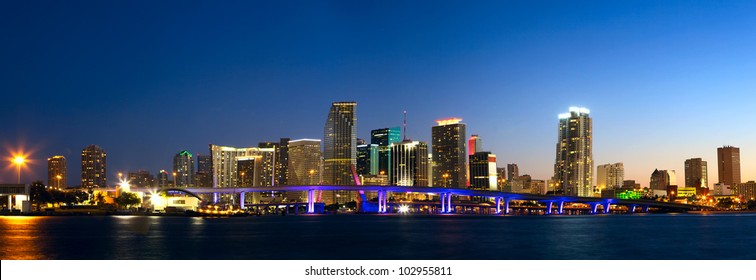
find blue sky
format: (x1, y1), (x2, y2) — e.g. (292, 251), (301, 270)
(1, 0), (754, 186)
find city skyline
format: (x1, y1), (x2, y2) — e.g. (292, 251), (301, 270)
(2, 1), (755, 186)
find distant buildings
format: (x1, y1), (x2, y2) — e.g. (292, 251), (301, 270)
(157, 170), (169, 188)
(128, 170), (155, 188)
(390, 140), (428, 187)
(432, 118), (467, 188)
(717, 146), (741, 186)
(236, 148), (276, 187)
(469, 151), (497, 191)
(287, 139), (322, 186)
(210, 145), (272, 189)
(468, 134), (482, 155)
(597, 163), (624, 191)
(684, 158), (708, 195)
(356, 143), (378, 175)
(732, 181), (756, 200)
(81, 145), (107, 188)
(173, 150), (195, 187)
(553, 107), (593, 197)
(507, 164), (518, 181)
(258, 138), (290, 186)
(650, 169), (676, 197)
(323, 102), (357, 204)
(47, 155), (66, 189)
(371, 127), (401, 176)
(195, 154), (213, 188)
(712, 183), (732, 196)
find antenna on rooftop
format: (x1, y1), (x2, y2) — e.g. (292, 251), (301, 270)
(403, 110), (407, 141)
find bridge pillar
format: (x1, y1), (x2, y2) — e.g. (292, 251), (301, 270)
(643, 205), (650, 213)
(505, 198), (511, 215)
(630, 205), (637, 213)
(590, 203), (599, 214)
(558, 201), (565, 214)
(546, 201), (553, 215)
(440, 193), (446, 213)
(213, 193), (218, 204)
(604, 201), (611, 214)
(495, 197), (502, 214)
(307, 190), (315, 214)
(446, 193), (453, 213)
(240, 192), (245, 210)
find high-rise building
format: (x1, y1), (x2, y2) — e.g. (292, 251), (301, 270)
(128, 170), (155, 188)
(371, 127), (401, 176)
(432, 118), (467, 188)
(47, 156), (66, 189)
(684, 158), (708, 189)
(553, 107), (593, 197)
(732, 181), (756, 201)
(287, 139), (322, 185)
(469, 152), (497, 191)
(157, 170), (169, 188)
(81, 145), (107, 188)
(195, 154), (213, 188)
(717, 146), (741, 186)
(356, 144), (379, 175)
(210, 145), (276, 189)
(390, 140), (428, 187)
(507, 164), (519, 181)
(258, 138), (290, 186)
(650, 169), (676, 191)
(597, 163), (624, 191)
(236, 148), (276, 187)
(468, 135), (482, 156)
(173, 150), (195, 187)
(323, 102), (357, 204)
(496, 167), (507, 190)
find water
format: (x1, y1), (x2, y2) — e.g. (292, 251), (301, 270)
(1, 214), (754, 260)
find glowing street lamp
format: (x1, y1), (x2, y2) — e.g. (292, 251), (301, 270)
(12, 156), (26, 184)
(56, 175), (62, 189)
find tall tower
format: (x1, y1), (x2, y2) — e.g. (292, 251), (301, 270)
(468, 135), (482, 156)
(507, 163), (519, 181)
(47, 156), (66, 189)
(553, 107), (593, 197)
(195, 154), (213, 188)
(390, 140), (429, 187)
(469, 152), (497, 191)
(287, 139), (322, 202)
(684, 158), (708, 188)
(432, 118), (466, 188)
(371, 127), (401, 176)
(81, 145), (107, 188)
(717, 146), (741, 186)
(173, 150), (195, 187)
(323, 102), (357, 204)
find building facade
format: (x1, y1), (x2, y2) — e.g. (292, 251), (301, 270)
(650, 169), (676, 192)
(47, 155), (66, 189)
(732, 181), (756, 201)
(371, 127), (401, 176)
(128, 170), (155, 188)
(717, 146), (741, 186)
(469, 151), (497, 191)
(684, 158), (708, 189)
(597, 163), (624, 191)
(195, 154), (213, 188)
(323, 102), (357, 204)
(432, 118), (467, 188)
(356, 144), (379, 176)
(258, 138), (290, 186)
(81, 145), (107, 188)
(507, 163), (519, 181)
(553, 107), (593, 197)
(173, 150), (195, 187)
(390, 140), (429, 187)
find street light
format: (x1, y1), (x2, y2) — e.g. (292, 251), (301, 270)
(173, 172), (177, 188)
(56, 175), (62, 189)
(442, 173), (450, 188)
(12, 156), (25, 184)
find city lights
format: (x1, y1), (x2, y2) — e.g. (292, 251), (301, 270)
(398, 204), (410, 214)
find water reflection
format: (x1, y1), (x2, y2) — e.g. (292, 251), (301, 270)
(0, 216), (44, 260)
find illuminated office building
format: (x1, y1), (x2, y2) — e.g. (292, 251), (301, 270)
(717, 146), (741, 186)
(553, 107), (593, 197)
(173, 150), (195, 187)
(47, 156), (66, 189)
(390, 140), (428, 187)
(432, 118), (466, 188)
(81, 145), (107, 188)
(323, 102), (357, 204)
(371, 127), (401, 176)
(597, 163), (624, 191)
(469, 152), (497, 191)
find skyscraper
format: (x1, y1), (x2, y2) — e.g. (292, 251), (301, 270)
(390, 140), (428, 187)
(596, 163), (624, 191)
(371, 127), (401, 176)
(128, 170), (155, 188)
(157, 170), (169, 188)
(469, 151), (497, 191)
(81, 145), (106, 188)
(507, 163), (519, 181)
(47, 156), (66, 189)
(468, 134), (482, 155)
(195, 154), (213, 188)
(432, 118), (466, 188)
(553, 107), (593, 197)
(356, 144), (378, 175)
(287, 139), (323, 202)
(684, 158), (708, 189)
(717, 146), (741, 186)
(258, 138), (290, 186)
(210, 145), (275, 189)
(173, 150), (195, 187)
(650, 169), (676, 191)
(323, 102), (357, 204)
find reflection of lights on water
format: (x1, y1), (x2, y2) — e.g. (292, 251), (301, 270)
(398, 204), (410, 214)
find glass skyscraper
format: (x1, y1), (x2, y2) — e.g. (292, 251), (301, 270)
(553, 107), (593, 197)
(432, 118), (467, 188)
(323, 102), (357, 204)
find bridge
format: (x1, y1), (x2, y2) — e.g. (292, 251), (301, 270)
(130, 185), (711, 215)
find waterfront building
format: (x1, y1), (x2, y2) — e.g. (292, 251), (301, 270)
(507, 163), (518, 181)
(81, 145), (107, 188)
(390, 140), (428, 187)
(432, 118), (467, 188)
(173, 150), (195, 187)
(286, 139), (322, 202)
(47, 156), (66, 189)
(553, 107), (593, 197)
(210, 145), (274, 189)
(128, 170), (155, 188)
(717, 146), (741, 186)
(469, 151), (497, 191)
(323, 102), (357, 204)
(732, 181), (756, 201)
(597, 163), (624, 191)
(258, 138), (290, 186)
(712, 183), (732, 196)
(195, 154), (213, 188)
(356, 144), (379, 175)
(371, 127), (401, 176)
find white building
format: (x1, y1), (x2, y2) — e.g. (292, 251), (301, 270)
(597, 163), (624, 191)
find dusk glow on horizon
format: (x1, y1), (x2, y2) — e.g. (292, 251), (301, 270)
(1, 0), (754, 186)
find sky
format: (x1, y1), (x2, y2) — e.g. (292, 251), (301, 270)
(1, 0), (754, 187)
